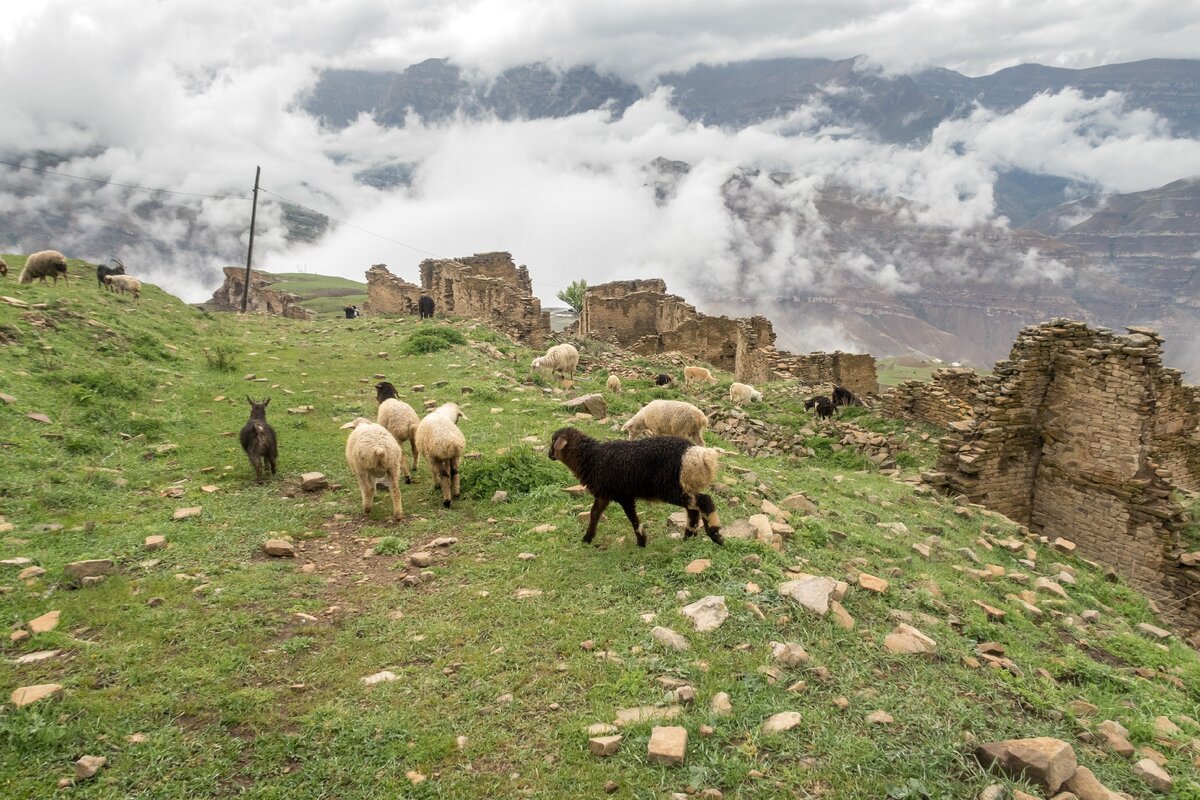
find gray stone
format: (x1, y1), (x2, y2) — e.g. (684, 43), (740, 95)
(588, 735), (622, 757)
(64, 559), (117, 584)
(300, 472), (328, 491)
(647, 726), (687, 765)
(975, 737), (1077, 793)
(680, 595), (729, 632)
(564, 393), (607, 419)
(651, 626), (690, 652)
(761, 711), (802, 734)
(262, 539), (296, 557)
(779, 576), (837, 617)
(1131, 758), (1172, 791)
(74, 755), (107, 780)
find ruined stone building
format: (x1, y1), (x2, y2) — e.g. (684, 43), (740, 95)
(363, 264), (423, 315)
(929, 320), (1200, 628)
(571, 279), (877, 394)
(365, 252), (551, 347)
(204, 267), (315, 320)
(880, 368), (980, 429)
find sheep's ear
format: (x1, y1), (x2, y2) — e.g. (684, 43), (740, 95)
(552, 435), (568, 453)
(339, 419), (360, 430)
(457, 410), (470, 422)
(246, 395), (254, 405)
(263, 398), (270, 407)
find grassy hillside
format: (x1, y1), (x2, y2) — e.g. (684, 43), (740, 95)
(260, 271), (368, 316)
(1, 259), (1198, 799)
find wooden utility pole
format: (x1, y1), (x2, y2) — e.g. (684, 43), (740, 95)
(241, 165), (261, 312)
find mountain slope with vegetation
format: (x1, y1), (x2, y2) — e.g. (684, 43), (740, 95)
(1, 258), (1198, 799)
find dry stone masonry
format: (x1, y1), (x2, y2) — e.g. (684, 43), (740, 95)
(205, 267), (315, 319)
(880, 368), (980, 429)
(363, 264), (423, 315)
(571, 278), (877, 392)
(929, 319), (1200, 628)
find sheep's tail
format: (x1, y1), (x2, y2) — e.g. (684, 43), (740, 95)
(368, 446), (389, 472)
(680, 446), (720, 494)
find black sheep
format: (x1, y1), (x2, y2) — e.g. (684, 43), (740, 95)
(832, 385), (860, 407)
(548, 426), (723, 548)
(654, 373), (674, 386)
(805, 395), (835, 419)
(418, 295), (435, 319)
(239, 396), (278, 482)
(97, 258), (125, 290)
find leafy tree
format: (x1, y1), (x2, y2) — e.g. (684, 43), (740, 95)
(556, 279), (587, 313)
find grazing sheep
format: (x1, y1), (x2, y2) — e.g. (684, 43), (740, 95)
(531, 343), (580, 384)
(104, 274), (141, 299)
(548, 426), (723, 547)
(414, 402), (468, 508)
(375, 381), (419, 483)
(340, 417), (404, 521)
(97, 258), (124, 289)
(0, 257), (7, 277)
(239, 397), (278, 482)
(606, 374), (621, 393)
(729, 382), (763, 406)
(832, 385), (860, 407)
(418, 295), (435, 319)
(18, 250), (69, 285)
(805, 395), (835, 419)
(654, 373), (674, 387)
(622, 399), (707, 446)
(684, 366), (717, 387)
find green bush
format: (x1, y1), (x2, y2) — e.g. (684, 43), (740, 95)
(462, 445), (563, 500)
(400, 326), (467, 355)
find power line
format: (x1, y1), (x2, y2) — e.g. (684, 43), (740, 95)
(0, 157), (247, 200)
(259, 186), (443, 259)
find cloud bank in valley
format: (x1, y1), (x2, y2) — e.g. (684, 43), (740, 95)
(1, 0), (1199, 314)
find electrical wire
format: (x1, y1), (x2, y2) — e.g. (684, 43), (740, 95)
(0, 157), (247, 200)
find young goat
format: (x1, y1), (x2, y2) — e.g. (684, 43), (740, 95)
(548, 426), (723, 548)
(805, 395), (835, 420)
(239, 396), (278, 482)
(97, 258), (125, 289)
(832, 385), (860, 407)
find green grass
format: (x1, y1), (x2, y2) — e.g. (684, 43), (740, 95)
(1, 258), (1198, 799)
(258, 271), (368, 316)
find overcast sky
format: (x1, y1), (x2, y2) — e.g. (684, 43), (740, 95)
(1, 0), (1199, 315)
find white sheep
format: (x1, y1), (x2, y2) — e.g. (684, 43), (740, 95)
(340, 417), (404, 521)
(104, 274), (141, 299)
(684, 366), (717, 387)
(414, 402), (469, 508)
(374, 381), (419, 483)
(606, 374), (621, 393)
(18, 250), (69, 285)
(0, 256), (8, 277)
(622, 399), (708, 446)
(532, 343), (580, 384)
(729, 382), (763, 406)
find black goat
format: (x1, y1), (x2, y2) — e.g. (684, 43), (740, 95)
(548, 426), (722, 548)
(97, 258), (125, 290)
(832, 385), (860, 407)
(239, 396), (278, 482)
(805, 395), (835, 419)
(418, 295), (435, 319)
(654, 373), (674, 387)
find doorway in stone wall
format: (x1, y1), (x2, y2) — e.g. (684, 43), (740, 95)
(443, 279), (454, 313)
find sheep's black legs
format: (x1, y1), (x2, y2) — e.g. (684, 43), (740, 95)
(583, 497), (611, 544)
(617, 500), (646, 547)
(684, 507), (701, 538)
(696, 494), (723, 545)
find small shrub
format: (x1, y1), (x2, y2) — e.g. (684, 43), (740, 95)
(374, 536), (406, 556)
(204, 342), (240, 372)
(462, 446), (562, 500)
(400, 327), (467, 355)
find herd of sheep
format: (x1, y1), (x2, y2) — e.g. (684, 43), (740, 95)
(232, 338), (861, 547)
(4, 254), (854, 547)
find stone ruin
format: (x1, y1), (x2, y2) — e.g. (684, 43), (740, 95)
(366, 252), (551, 347)
(204, 267), (315, 320)
(570, 279), (877, 394)
(880, 368), (981, 429)
(927, 320), (1200, 629)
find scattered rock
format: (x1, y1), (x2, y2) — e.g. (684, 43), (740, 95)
(647, 726), (687, 766)
(680, 595), (729, 632)
(857, 573), (889, 593)
(492, 491), (509, 503)
(883, 624), (937, 655)
(614, 705), (682, 727)
(28, 610), (60, 634)
(14, 650), (61, 665)
(589, 735), (623, 757)
(63, 559), (116, 585)
(975, 737), (1077, 793)
(684, 559), (710, 575)
(651, 626), (690, 652)
(711, 692), (733, 717)
(360, 670), (399, 685)
(564, 393), (607, 419)
(532, 524), (557, 533)
(761, 711), (802, 735)
(144, 535), (167, 550)
(779, 576), (837, 617)
(405, 770), (426, 785)
(865, 710), (894, 725)
(409, 551), (434, 567)
(172, 506), (202, 521)
(974, 600), (1007, 621)
(430, 537), (458, 547)
(1136, 622), (1171, 640)
(829, 600), (856, 629)
(1034, 577), (1069, 599)
(514, 588), (543, 599)
(1063, 766), (1122, 799)
(1131, 758), (1172, 792)
(263, 539), (296, 557)
(75, 755), (107, 780)
(300, 472), (328, 491)
(1053, 537), (1076, 554)
(10, 683), (63, 707)
(771, 641), (810, 668)
(1154, 716), (1183, 738)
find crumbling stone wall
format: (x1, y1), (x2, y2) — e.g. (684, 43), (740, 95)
(1152, 361), (1200, 493)
(880, 368), (980, 428)
(396, 252), (551, 347)
(576, 279), (698, 346)
(768, 351), (878, 398)
(363, 264), (423, 315)
(930, 319), (1199, 627)
(205, 267), (314, 320)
